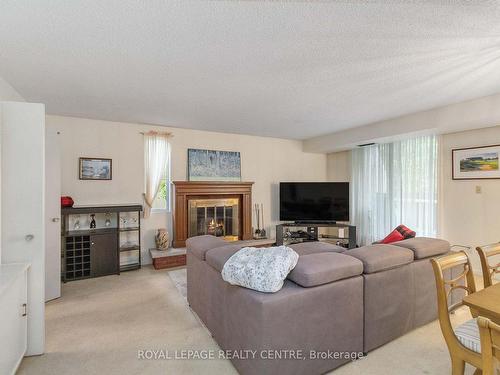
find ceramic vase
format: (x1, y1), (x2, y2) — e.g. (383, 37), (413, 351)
(155, 229), (169, 250)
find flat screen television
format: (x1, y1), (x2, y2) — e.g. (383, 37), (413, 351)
(279, 182), (349, 222)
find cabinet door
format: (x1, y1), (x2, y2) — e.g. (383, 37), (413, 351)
(91, 233), (118, 277)
(45, 128), (61, 301)
(0, 271), (27, 375)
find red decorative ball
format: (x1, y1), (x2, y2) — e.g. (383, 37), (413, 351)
(61, 196), (74, 207)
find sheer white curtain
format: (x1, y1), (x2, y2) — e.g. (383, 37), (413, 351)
(351, 135), (438, 245)
(143, 132), (171, 218)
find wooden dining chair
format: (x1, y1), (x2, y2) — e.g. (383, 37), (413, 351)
(431, 251), (482, 375)
(478, 316), (500, 375)
(476, 243), (500, 288)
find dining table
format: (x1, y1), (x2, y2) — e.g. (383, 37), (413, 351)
(463, 283), (500, 324)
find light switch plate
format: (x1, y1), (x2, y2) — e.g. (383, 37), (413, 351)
(476, 186), (482, 194)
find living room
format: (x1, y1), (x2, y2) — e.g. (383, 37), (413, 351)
(0, 2), (499, 375)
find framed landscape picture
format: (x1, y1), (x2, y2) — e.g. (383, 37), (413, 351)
(79, 157), (112, 180)
(188, 148), (241, 181)
(452, 145), (500, 180)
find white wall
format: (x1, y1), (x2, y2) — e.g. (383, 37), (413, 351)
(305, 92), (500, 153)
(440, 125), (500, 277)
(46, 115), (327, 263)
(327, 151), (351, 182)
(0, 77), (24, 102)
(0, 75), (24, 260)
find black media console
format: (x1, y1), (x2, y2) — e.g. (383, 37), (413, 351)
(276, 222), (356, 249)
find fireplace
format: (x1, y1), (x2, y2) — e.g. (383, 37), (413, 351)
(173, 181), (253, 248)
(188, 197), (240, 241)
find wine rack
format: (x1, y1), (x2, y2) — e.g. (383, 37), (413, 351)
(64, 235), (91, 280)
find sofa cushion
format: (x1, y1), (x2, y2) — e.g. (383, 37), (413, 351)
(391, 237), (450, 259)
(288, 241), (345, 256)
(206, 244), (245, 272)
(288, 252), (363, 287)
(345, 245), (414, 274)
(186, 235), (228, 260)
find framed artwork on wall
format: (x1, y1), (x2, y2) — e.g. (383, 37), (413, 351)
(187, 148), (241, 181)
(452, 144), (500, 180)
(79, 157), (112, 180)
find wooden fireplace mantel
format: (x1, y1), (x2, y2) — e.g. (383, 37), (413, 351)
(172, 181), (254, 248)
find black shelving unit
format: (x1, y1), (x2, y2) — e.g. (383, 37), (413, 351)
(61, 204), (143, 282)
(276, 222), (357, 249)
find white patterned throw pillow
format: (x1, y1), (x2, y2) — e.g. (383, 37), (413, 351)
(221, 246), (299, 293)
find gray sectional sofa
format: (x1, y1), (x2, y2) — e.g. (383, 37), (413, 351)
(186, 235), (451, 375)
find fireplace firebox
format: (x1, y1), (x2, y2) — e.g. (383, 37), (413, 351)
(188, 198), (240, 241)
(172, 181), (254, 248)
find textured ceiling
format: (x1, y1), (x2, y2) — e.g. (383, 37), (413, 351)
(1, 1), (500, 139)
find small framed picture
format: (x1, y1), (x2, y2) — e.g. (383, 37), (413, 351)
(452, 145), (500, 180)
(79, 157), (112, 180)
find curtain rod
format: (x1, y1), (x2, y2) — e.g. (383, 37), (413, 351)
(140, 131), (173, 137)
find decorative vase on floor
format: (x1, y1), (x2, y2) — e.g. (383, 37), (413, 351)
(155, 229), (169, 250)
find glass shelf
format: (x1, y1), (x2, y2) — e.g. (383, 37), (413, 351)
(119, 211), (140, 230)
(119, 227), (140, 232)
(120, 249), (140, 267)
(65, 212), (118, 232)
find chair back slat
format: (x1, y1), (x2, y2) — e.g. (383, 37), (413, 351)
(477, 243), (500, 288)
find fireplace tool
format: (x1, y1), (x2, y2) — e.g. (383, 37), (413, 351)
(254, 203), (261, 237)
(259, 203), (266, 238)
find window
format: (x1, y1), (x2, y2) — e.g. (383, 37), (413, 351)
(152, 152), (171, 211)
(144, 131), (171, 217)
(152, 178), (169, 210)
(350, 135), (438, 245)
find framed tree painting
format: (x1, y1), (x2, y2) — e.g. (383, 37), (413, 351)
(452, 145), (500, 180)
(188, 149), (241, 181)
(79, 157), (112, 180)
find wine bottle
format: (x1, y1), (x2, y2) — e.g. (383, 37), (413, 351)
(90, 214), (96, 229)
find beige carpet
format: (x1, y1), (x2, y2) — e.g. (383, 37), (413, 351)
(19, 266), (477, 375)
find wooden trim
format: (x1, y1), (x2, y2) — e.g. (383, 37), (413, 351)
(172, 181), (254, 248)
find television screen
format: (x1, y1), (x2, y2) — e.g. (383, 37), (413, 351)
(279, 182), (349, 222)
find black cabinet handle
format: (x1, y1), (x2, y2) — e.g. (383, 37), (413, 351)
(22, 303), (27, 317)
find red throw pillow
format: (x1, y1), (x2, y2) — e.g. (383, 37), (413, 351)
(381, 229), (405, 244)
(395, 225), (416, 239)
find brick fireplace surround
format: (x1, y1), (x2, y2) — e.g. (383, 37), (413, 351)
(172, 181), (254, 248)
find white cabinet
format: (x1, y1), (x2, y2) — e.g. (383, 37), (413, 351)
(0, 263), (29, 375)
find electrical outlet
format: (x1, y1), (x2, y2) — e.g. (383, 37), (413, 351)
(475, 186), (482, 194)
